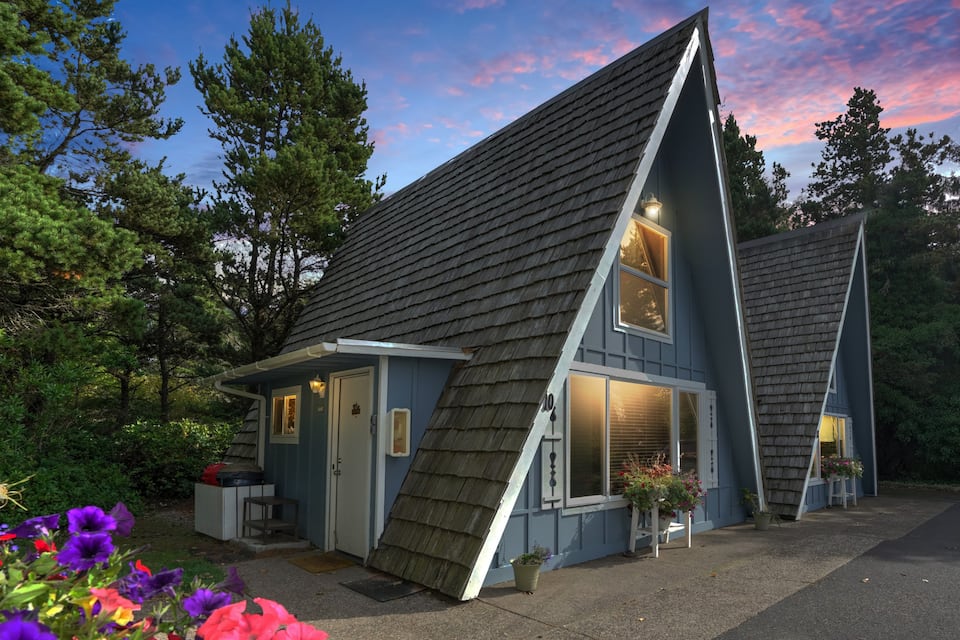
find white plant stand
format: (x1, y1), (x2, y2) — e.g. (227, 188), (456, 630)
(828, 476), (857, 509)
(628, 504), (692, 558)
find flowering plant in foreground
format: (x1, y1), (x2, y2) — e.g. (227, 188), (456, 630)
(620, 453), (706, 517)
(820, 455), (864, 479)
(0, 490), (328, 639)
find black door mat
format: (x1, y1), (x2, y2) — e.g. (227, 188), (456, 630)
(341, 572), (425, 602)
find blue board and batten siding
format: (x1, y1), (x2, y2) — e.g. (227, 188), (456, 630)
(484, 59), (757, 586)
(258, 357), (454, 553)
(383, 358), (456, 522)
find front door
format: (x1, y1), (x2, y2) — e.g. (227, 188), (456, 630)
(329, 368), (373, 558)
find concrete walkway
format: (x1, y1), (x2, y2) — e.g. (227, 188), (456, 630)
(235, 486), (957, 639)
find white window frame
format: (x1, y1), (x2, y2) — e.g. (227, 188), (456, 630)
(616, 215), (673, 342)
(269, 385), (301, 444)
(562, 366), (709, 510)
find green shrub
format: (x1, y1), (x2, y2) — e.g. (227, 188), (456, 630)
(1, 428), (143, 525)
(115, 419), (238, 500)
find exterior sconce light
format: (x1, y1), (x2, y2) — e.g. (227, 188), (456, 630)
(642, 193), (663, 221)
(309, 375), (326, 398)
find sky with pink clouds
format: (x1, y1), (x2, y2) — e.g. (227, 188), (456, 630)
(117, 0), (960, 199)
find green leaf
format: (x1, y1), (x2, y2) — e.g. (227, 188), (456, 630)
(1, 582), (50, 608)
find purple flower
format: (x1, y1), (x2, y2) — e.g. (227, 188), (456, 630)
(143, 568), (184, 599)
(183, 588), (231, 621)
(66, 506), (116, 535)
(10, 515), (59, 539)
(57, 532), (113, 571)
(116, 563), (151, 604)
(0, 617), (56, 640)
(108, 502), (135, 537)
(215, 566), (246, 596)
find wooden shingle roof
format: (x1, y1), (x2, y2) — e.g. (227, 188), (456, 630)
(738, 215), (865, 517)
(283, 11), (708, 599)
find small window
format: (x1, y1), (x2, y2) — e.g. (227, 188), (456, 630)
(811, 415), (846, 479)
(270, 386), (301, 443)
(618, 217), (670, 335)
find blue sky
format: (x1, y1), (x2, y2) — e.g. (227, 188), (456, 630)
(117, 0), (960, 199)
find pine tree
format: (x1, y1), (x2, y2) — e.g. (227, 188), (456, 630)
(793, 87), (891, 225)
(191, 5), (382, 362)
(721, 113), (790, 241)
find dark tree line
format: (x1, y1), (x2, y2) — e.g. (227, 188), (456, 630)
(0, 0), (380, 514)
(725, 88), (960, 481)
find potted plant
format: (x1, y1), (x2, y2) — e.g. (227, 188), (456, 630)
(511, 544), (551, 593)
(740, 488), (778, 530)
(620, 454), (706, 539)
(820, 455), (863, 479)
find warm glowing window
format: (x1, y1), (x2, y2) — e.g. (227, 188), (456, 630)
(270, 386), (301, 443)
(567, 374), (706, 505)
(811, 415), (846, 478)
(618, 217), (670, 335)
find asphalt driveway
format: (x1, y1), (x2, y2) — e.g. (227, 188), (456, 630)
(236, 485), (958, 639)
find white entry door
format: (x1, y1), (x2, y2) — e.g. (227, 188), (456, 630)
(329, 368), (372, 558)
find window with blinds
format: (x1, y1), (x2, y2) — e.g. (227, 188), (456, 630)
(566, 372), (713, 506)
(609, 380), (671, 485)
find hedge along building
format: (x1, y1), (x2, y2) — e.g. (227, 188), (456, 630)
(207, 10), (766, 600)
(739, 215), (877, 519)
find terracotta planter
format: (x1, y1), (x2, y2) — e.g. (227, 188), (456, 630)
(512, 562), (541, 592)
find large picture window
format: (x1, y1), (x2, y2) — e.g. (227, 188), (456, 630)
(566, 373), (704, 506)
(618, 217), (670, 335)
(270, 386), (301, 444)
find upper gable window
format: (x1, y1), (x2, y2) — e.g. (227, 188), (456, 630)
(270, 386), (301, 444)
(618, 217), (670, 335)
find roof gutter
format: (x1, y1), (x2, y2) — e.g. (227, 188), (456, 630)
(214, 380), (267, 469)
(202, 339), (472, 385)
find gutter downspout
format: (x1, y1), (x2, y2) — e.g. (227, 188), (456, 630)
(214, 381), (267, 469)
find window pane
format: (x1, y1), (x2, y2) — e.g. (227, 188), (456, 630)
(609, 381), (671, 494)
(272, 397), (284, 435)
(619, 271), (667, 332)
(569, 375), (606, 498)
(620, 219), (667, 280)
(284, 396), (297, 434)
(679, 391), (698, 475)
(819, 415), (845, 458)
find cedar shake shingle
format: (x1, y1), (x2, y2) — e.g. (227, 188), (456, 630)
(278, 11), (709, 599)
(739, 215), (864, 518)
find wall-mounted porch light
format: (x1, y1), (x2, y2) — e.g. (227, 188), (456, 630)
(641, 193), (663, 221)
(309, 375), (326, 398)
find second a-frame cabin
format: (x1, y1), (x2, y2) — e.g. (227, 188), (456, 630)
(208, 10), (765, 600)
(739, 215), (877, 519)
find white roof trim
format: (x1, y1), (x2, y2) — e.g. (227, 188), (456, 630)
(204, 338), (471, 384)
(460, 24), (703, 602)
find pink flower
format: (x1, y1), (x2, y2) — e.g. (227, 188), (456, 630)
(197, 600), (250, 640)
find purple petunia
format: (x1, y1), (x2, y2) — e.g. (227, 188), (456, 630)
(0, 617), (56, 640)
(10, 514), (59, 540)
(115, 563), (152, 604)
(117, 565), (184, 602)
(144, 568), (184, 599)
(66, 506), (116, 535)
(215, 566), (246, 596)
(182, 588), (231, 621)
(108, 502), (135, 537)
(56, 532), (113, 571)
